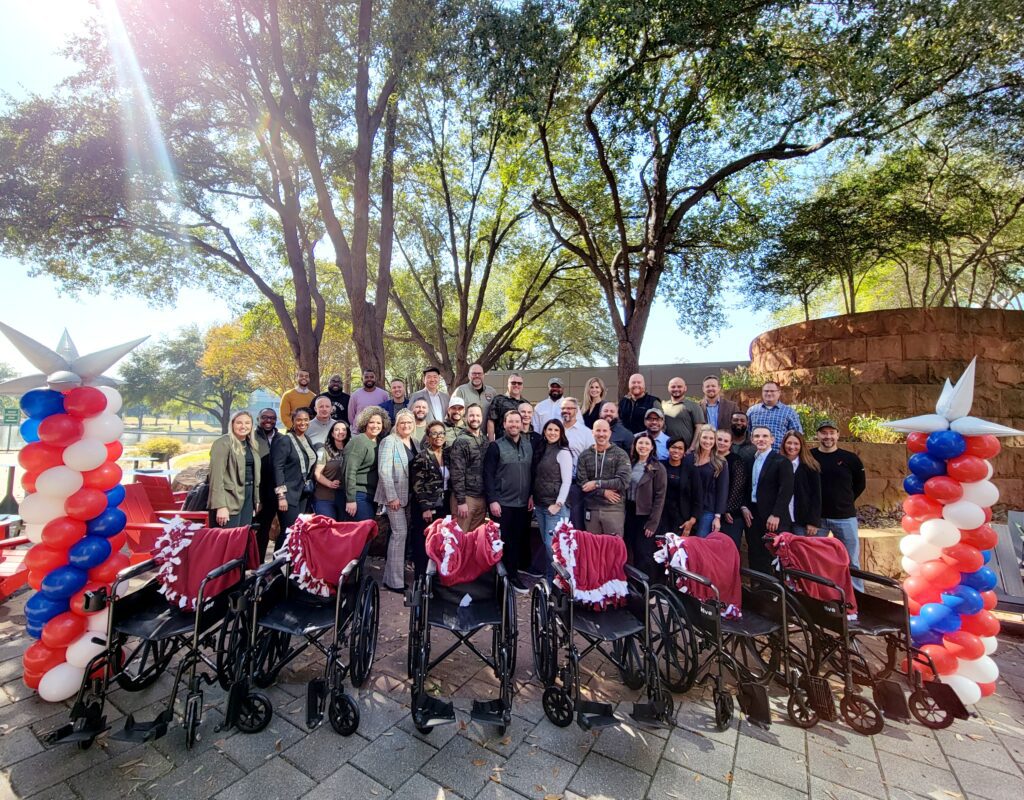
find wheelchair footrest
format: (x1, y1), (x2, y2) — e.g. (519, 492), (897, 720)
(738, 683), (772, 730)
(805, 676), (838, 722)
(631, 700), (672, 729)
(45, 715), (110, 746)
(413, 695), (456, 729)
(470, 699), (508, 727)
(874, 679), (910, 721)
(926, 680), (971, 721)
(576, 700), (617, 731)
(110, 710), (173, 743)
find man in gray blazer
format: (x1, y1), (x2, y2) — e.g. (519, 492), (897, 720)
(408, 366), (450, 424)
(699, 375), (739, 433)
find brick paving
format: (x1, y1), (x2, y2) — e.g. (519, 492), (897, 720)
(2, 558), (1024, 800)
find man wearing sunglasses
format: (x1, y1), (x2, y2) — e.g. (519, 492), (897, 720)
(487, 373), (527, 441)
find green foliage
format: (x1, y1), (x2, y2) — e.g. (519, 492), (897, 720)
(793, 404), (840, 439)
(137, 436), (184, 462)
(847, 414), (904, 444)
(719, 366), (774, 390)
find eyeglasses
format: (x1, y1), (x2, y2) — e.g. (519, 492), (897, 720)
(428, 430), (446, 437)
(510, 381), (523, 385)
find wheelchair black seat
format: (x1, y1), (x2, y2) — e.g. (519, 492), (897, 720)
(259, 598), (337, 637)
(114, 582), (230, 641)
(434, 575), (495, 605)
(848, 618), (901, 637)
(721, 611), (779, 638)
(573, 606), (643, 641)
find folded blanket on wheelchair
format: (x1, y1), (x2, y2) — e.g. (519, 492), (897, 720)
(285, 515), (379, 597)
(424, 516), (503, 587)
(153, 519), (260, 610)
(767, 531), (858, 617)
(655, 532), (742, 618)
(552, 521), (628, 610)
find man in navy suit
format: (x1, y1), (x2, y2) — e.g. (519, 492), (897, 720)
(739, 426), (794, 572)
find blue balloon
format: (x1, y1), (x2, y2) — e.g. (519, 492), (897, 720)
(87, 507), (127, 538)
(26, 622), (43, 639)
(909, 452), (947, 480)
(24, 591), (69, 624)
(913, 629), (944, 646)
(920, 602), (962, 633)
(982, 549), (993, 564)
(961, 566), (998, 592)
(942, 585), (984, 616)
(19, 417), (40, 443)
(105, 485), (126, 507)
(40, 565), (88, 599)
(20, 389), (65, 418)
(903, 474), (925, 495)
(926, 430), (967, 460)
(909, 614), (932, 640)
(68, 536), (112, 570)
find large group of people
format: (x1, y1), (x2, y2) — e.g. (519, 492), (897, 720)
(206, 365), (868, 594)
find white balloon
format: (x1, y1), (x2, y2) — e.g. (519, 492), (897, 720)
(901, 556), (923, 576)
(98, 386), (122, 414)
(18, 492), (67, 526)
(951, 416), (1023, 437)
(919, 519), (961, 549)
(86, 607), (109, 632)
(37, 662), (86, 702)
(943, 674), (982, 706)
(883, 414), (951, 433)
(83, 413), (123, 444)
(956, 655), (999, 684)
(65, 631), (106, 669)
(942, 500), (986, 531)
(981, 636), (998, 656)
(900, 534), (942, 562)
(22, 523), (45, 544)
(62, 438), (108, 472)
(960, 480), (999, 509)
(984, 461), (994, 481)
(35, 466), (84, 498)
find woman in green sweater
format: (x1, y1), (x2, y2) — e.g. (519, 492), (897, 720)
(344, 405), (390, 521)
(208, 411), (261, 527)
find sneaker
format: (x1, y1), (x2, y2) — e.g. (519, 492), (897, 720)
(510, 576), (529, 594)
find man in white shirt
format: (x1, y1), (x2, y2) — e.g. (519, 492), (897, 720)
(408, 366), (450, 424)
(306, 396), (334, 447)
(560, 396), (594, 528)
(533, 377), (565, 432)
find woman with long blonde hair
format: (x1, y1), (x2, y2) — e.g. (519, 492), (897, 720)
(581, 377), (607, 428)
(684, 424), (729, 537)
(376, 408), (418, 592)
(209, 410), (261, 528)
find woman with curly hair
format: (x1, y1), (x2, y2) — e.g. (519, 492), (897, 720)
(376, 409), (418, 591)
(581, 377), (607, 428)
(344, 405), (391, 522)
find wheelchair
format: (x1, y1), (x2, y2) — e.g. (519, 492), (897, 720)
(224, 525), (380, 736)
(531, 561), (674, 731)
(406, 559), (517, 734)
(46, 532), (260, 750)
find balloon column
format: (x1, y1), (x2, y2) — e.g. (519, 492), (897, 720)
(885, 358), (1021, 707)
(0, 324), (146, 702)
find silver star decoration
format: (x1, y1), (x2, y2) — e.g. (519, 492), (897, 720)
(882, 357), (1024, 437)
(0, 322), (148, 394)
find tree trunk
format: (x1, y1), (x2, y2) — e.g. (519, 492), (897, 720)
(616, 338), (641, 400)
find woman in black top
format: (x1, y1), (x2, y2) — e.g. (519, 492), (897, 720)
(684, 424), (729, 537)
(409, 421), (451, 578)
(715, 428), (749, 550)
(781, 431), (822, 535)
(660, 437), (701, 536)
(271, 408), (317, 544)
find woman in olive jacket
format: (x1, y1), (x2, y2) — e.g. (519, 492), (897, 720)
(208, 410), (261, 528)
(626, 433), (667, 579)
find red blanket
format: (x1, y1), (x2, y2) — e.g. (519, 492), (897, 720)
(425, 516), (503, 586)
(767, 532), (858, 616)
(552, 521), (628, 610)
(153, 520), (259, 610)
(654, 532), (741, 618)
(285, 515), (378, 596)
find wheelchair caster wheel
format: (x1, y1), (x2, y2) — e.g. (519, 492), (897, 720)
(908, 689), (954, 730)
(841, 694), (884, 736)
(184, 692), (203, 750)
(328, 693), (360, 736)
(236, 692), (273, 734)
(786, 689), (819, 729)
(543, 686), (574, 728)
(713, 690), (734, 732)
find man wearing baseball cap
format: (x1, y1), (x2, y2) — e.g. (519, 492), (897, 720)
(635, 406), (670, 461)
(443, 395), (467, 446)
(811, 420), (867, 588)
(533, 376), (565, 433)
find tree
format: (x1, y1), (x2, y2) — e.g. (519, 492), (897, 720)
(475, 0), (1021, 392)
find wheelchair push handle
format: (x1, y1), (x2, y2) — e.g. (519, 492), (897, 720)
(784, 566), (849, 607)
(336, 558), (360, 587)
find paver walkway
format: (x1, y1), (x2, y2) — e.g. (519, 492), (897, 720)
(2, 558), (1024, 800)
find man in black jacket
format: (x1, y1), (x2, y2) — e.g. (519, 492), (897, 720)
(252, 408), (280, 560)
(450, 404), (489, 531)
(739, 426), (794, 572)
(618, 373), (662, 434)
(314, 373), (351, 421)
(811, 420), (867, 589)
(483, 410), (533, 591)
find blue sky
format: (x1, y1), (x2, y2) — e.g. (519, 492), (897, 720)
(0, 1), (770, 376)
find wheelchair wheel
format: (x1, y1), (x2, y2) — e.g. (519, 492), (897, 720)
(328, 692), (360, 736)
(543, 686), (574, 728)
(253, 629), (292, 688)
(786, 688), (819, 729)
(216, 605), (250, 690)
(908, 688), (954, 730)
(116, 637), (177, 692)
(235, 692), (273, 734)
(650, 589), (696, 693)
(713, 689), (734, 732)
(841, 694), (884, 736)
(349, 578), (380, 688)
(530, 586), (557, 684)
(613, 636), (645, 690)
(784, 596), (821, 680)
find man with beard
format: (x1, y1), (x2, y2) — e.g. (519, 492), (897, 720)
(618, 373), (662, 434)
(410, 398), (430, 444)
(409, 366), (450, 424)
(450, 403), (489, 530)
(443, 395), (466, 446)
(382, 378), (409, 422)
(279, 368), (314, 430)
(314, 373), (350, 421)
(730, 411), (756, 464)
(560, 397), (594, 529)
(533, 377), (565, 432)
(662, 377), (705, 449)
(636, 407), (670, 461)
(699, 375), (738, 433)
(347, 368), (389, 424)
(488, 373), (527, 441)
(452, 363), (498, 422)
(253, 408), (281, 560)
(483, 410), (533, 591)
(600, 402), (635, 452)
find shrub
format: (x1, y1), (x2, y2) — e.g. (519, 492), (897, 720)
(792, 403), (837, 437)
(719, 365), (774, 390)
(137, 436), (184, 463)
(847, 414), (904, 444)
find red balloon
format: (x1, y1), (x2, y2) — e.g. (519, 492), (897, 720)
(70, 580), (105, 616)
(902, 515), (921, 534)
(907, 432), (929, 453)
(960, 610), (1000, 638)
(24, 544), (69, 574)
(964, 435), (1000, 459)
(943, 630), (985, 661)
(63, 387), (107, 419)
(904, 574), (942, 604)
(924, 476), (964, 504)
(37, 414), (84, 447)
(960, 524), (998, 551)
(984, 506), (993, 523)
(106, 531), (127, 554)
(908, 598), (922, 615)
(41, 517), (87, 550)
(23, 669), (42, 690)
(920, 559), (961, 590)
(105, 441), (123, 462)
(920, 643), (958, 676)
(981, 590), (998, 610)
(21, 470), (39, 494)
(88, 551), (130, 584)
(978, 681), (997, 698)
(65, 488), (108, 521)
(81, 462), (122, 492)
(903, 495), (943, 521)
(41, 611), (87, 649)
(23, 640), (66, 674)
(941, 543), (984, 573)
(946, 455), (988, 483)
(27, 570), (45, 591)
(18, 442), (64, 473)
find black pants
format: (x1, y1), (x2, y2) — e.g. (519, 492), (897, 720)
(497, 506), (530, 580)
(746, 516), (775, 573)
(625, 500), (658, 580)
(275, 504), (303, 549)
(567, 483), (585, 530)
(254, 492), (278, 561)
(409, 493), (449, 579)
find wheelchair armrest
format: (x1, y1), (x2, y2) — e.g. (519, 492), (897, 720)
(110, 558), (159, 597)
(668, 563), (721, 604)
(741, 567), (783, 589)
(495, 561), (508, 578)
(205, 557), (246, 581)
(850, 567), (901, 590)
(426, 561), (438, 577)
(552, 561), (572, 586)
(337, 559), (360, 587)
(255, 554), (289, 578)
(624, 564), (649, 585)
(784, 567), (848, 606)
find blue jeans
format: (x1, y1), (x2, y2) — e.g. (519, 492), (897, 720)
(818, 517), (864, 592)
(349, 491), (375, 522)
(312, 499), (339, 519)
(693, 511), (717, 538)
(533, 506), (570, 579)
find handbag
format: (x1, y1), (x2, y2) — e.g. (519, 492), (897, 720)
(288, 434), (316, 498)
